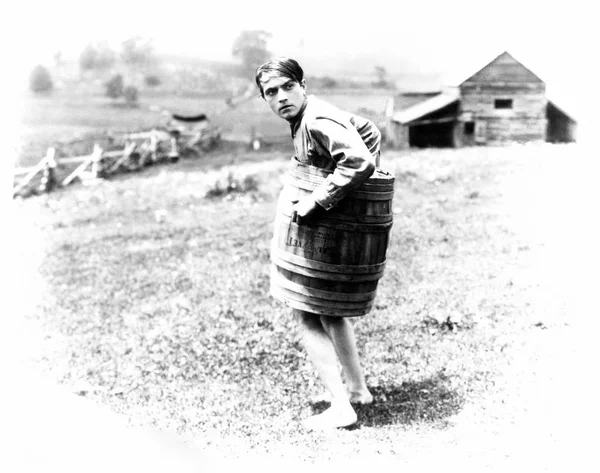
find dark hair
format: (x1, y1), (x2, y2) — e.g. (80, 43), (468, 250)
(255, 57), (304, 98)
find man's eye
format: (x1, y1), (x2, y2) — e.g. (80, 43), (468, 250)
(266, 90), (276, 96)
(285, 83), (294, 90)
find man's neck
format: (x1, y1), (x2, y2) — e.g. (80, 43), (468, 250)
(288, 97), (308, 124)
(288, 97), (309, 138)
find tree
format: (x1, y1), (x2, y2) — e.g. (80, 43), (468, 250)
(374, 66), (388, 87)
(232, 30), (272, 75)
(79, 42), (116, 72)
(53, 51), (63, 67)
(105, 74), (124, 99)
(79, 44), (98, 71)
(124, 85), (139, 105)
(144, 74), (161, 87)
(95, 42), (117, 70)
(121, 36), (155, 71)
(321, 76), (338, 89)
(373, 66), (395, 89)
(29, 65), (53, 93)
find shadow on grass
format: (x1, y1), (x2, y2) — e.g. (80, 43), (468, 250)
(310, 372), (463, 429)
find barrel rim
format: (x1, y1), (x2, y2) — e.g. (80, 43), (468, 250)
(276, 215), (393, 233)
(271, 253), (385, 282)
(271, 244), (386, 275)
(271, 285), (375, 310)
(270, 267), (377, 302)
(270, 286), (372, 317)
(286, 176), (395, 200)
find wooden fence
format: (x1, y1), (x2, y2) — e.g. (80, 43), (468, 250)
(13, 129), (186, 198)
(12, 82), (281, 198)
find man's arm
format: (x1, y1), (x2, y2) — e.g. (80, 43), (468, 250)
(309, 118), (377, 211)
(350, 115), (381, 167)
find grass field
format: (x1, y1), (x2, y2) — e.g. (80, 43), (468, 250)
(14, 86), (391, 168)
(8, 141), (596, 469)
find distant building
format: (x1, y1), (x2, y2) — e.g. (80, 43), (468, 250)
(386, 51), (577, 148)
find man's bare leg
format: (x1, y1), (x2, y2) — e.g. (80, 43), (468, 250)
(294, 310), (357, 429)
(320, 316), (373, 404)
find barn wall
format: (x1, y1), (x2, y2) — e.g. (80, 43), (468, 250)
(389, 123), (410, 149)
(546, 102), (577, 143)
(387, 52), (578, 148)
(460, 82), (547, 144)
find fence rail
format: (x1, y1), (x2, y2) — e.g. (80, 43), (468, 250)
(12, 128), (185, 198)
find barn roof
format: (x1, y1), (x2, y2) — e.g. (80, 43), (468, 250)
(461, 51), (545, 85)
(391, 89), (460, 124)
(547, 99), (577, 123)
(394, 91), (441, 111)
(389, 52), (577, 124)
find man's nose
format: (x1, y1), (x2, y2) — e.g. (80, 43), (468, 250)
(278, 91), (288, 102)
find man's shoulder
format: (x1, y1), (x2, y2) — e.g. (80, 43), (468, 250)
(305, 96), (352, 130)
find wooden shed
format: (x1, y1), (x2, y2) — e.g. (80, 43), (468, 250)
(386, 51), (577, 148)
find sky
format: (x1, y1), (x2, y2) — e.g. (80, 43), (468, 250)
(5, 0), (598, 121)
(11, 0), (596, 77)
(2, 0), (597, 202)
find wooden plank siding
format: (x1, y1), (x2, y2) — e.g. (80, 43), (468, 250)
(459, 52), (549, 144)
(460, 84), (546, 117)
(460, 84), (547, 144)
(385, 51), (576, 148)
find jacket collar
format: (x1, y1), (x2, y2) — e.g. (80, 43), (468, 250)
(289, 95), (310, 138)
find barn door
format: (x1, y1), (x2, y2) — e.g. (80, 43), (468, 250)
(475, 120), (487, 145)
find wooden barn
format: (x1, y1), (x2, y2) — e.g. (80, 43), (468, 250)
(386, 52), (577, 148)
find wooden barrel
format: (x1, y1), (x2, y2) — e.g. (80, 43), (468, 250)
(270, 159), (395, 317)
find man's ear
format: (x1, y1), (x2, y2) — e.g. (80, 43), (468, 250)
(300, 79), (307, 97)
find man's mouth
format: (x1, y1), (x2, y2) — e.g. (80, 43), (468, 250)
(280, 105), (292, 112)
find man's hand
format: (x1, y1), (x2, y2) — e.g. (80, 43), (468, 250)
(292, 195), (322, 224)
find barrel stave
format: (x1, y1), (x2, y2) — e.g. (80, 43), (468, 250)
(270, 161), (395, 317)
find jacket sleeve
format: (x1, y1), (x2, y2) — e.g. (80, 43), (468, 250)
(350, 115), (382, 166)
(308, 117), (377, 210)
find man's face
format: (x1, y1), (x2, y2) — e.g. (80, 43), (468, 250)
(260, 74), (307, 121)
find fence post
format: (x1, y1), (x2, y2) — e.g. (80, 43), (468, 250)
(250, 126), (260, 151)
(90, 143), (104, 179)
(168, 137), (179, 162)
(39, 148), (58, 193)
(62, 145), (103, 187)
(150, 132), (158, 163)
(107, 142), (137, 174)
(13, 148), (54, 197)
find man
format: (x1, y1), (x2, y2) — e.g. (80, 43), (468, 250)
(256, 57), (381, 430)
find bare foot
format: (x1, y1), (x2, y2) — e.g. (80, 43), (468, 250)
(348, 389), (373, 405)
(302, 403), (357, 430)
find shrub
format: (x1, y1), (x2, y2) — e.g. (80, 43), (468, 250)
(242, 174), (259, 192)
(105, 74), (124, 99)
(144, 75), (161, 87)
(124, 85), (139, 105)
(29, 65), (53, 93)
(206, 171), (260, 198)
(321, 76), (338, 88)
